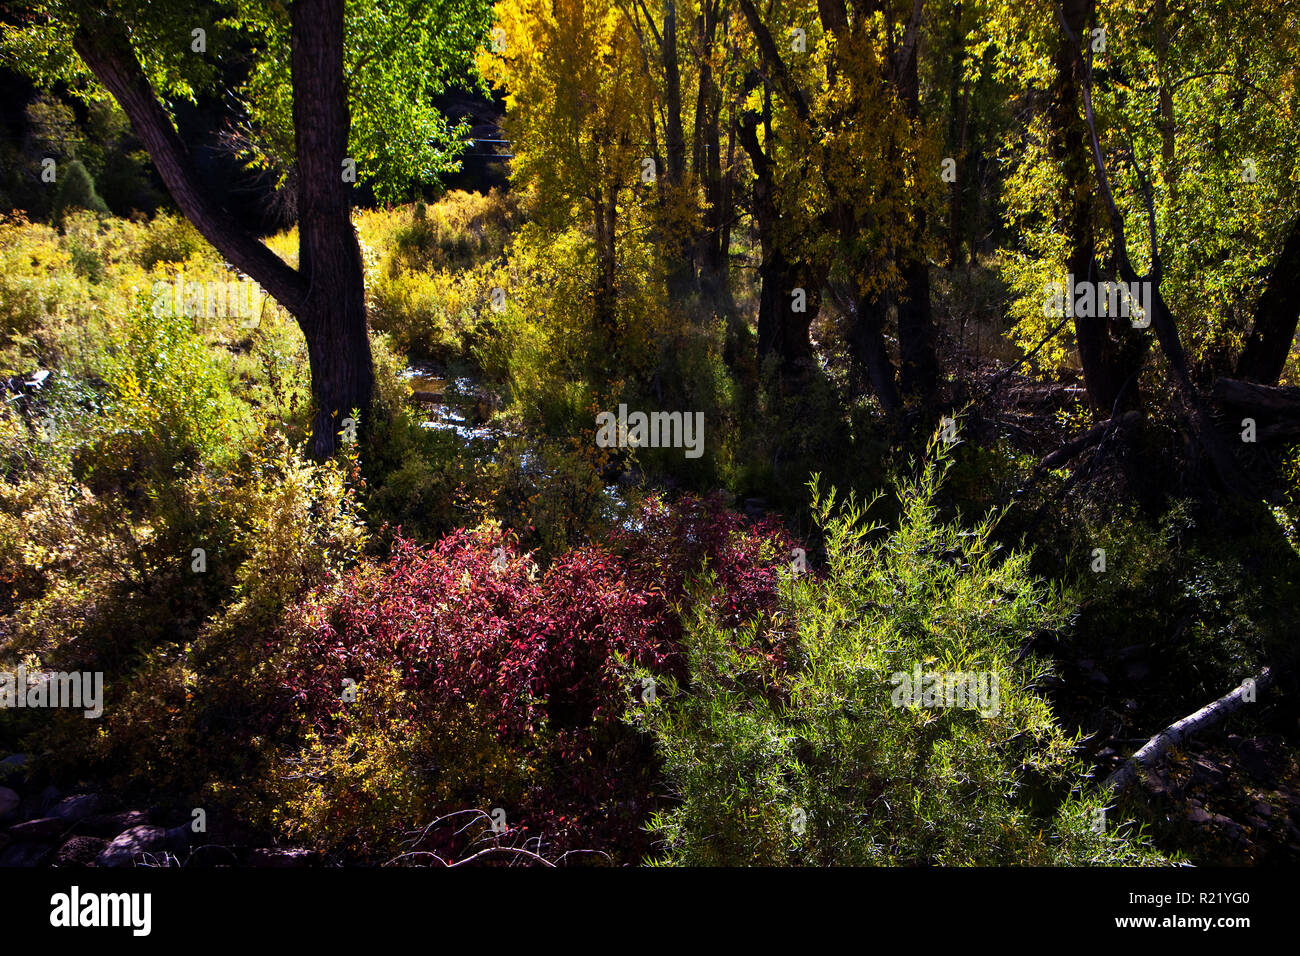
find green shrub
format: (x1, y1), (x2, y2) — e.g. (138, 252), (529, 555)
(53, 160), (109, 218)
(94, 296), (246, 473)
(135, 212), (213, 268)
(630, 436), (1168, 865)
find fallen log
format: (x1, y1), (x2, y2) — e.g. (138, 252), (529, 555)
(1259, 421), (1300, 442)
(1032, 410), (1141, 477)
(1102, 667), (1274, 794)
(1212, 377), (1300, 415)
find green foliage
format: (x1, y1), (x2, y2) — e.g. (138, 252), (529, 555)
(3, 0), (492, 206)
(229, 0), (492, 204)
(1058, 496), (1297, 716)
(984, 0), (1300, 369)
(52, 159), (109, 218)
(255, 666), (533, 860)
(95, 296), (246, 471)
(630, 438), (1168, 865)
(134, 213), (212, 268)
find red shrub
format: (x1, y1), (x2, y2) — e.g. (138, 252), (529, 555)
(274, 495), (801, 859)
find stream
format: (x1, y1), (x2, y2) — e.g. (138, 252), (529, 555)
(400, 361), (636, 528)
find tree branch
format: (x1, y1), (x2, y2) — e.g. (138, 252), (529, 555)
(1103, 668), (1274, 794)
(735, 0), (811, 123)
(71, 11), (307, 316)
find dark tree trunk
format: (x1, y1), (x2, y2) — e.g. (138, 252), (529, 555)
(891, 16), (940, 404)
(591, 183), (620, 373)
(897, 232), (939, 400)
(1050, 0), (1145, 414)
(947, 83), (970, 270)
(738, 83), (815, 371)
(291, 0), (373, 459)
(663, 0), (687, 189)
(1236, 217), (1300, 385)
(849, 291), (902, 412)
(693, 1), (730, 282)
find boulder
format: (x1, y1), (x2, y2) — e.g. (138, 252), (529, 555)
(94, 825), (167, 867)
(78, 810), (149, 839)
(50, 793), (101, 822)
(0, 841), (52, 866)
(0, 787), (19, 822)
(36, 785), (63, 814)
(7, 817), (69, 841)
(53, 836), (107, 867)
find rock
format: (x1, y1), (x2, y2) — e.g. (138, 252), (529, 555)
(1232, 736), (1281, 783)
(1189, 758), (1227, 790)
(78, 810), (148, 838)
(36, 785), (63, 814)
(94, 825), (167, 868)
(0, 754), (29, 784)
(0, 787), (19, 822)
(1255, 802), (1274, 819)
(1124, 660), (1151, 681)
(1142, 770), (1173, 798)
(249, 847), (314, 867)
(53, 836), (107, 867)
(7, 817), (70, 841)
(0, 841), (52, 866)
(164, 824), (194, 856)
(50, 794), (101, 822)
(1188, 806), (1212, 825)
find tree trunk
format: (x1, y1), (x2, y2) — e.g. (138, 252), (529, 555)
(892, 16), (940, 405)
(738, 85), (815, 371)
(850, 290), (902, 412)
(897, 238), (939, 401)
(1104, 668), (1273, 794)
(291, 0), (373, 459)
(1236, 217), (1300, 385)
(1049, 0), (1146, 415)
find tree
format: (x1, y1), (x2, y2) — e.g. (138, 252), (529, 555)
(734, 0), (943, 403)
(986, 0), (1300, 408)
(2, 0), (490, 458)
(480, 0), (653, 366)
(53, 157), (109, 216)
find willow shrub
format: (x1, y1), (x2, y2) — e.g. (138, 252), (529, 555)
(629, 436), (1168, 865)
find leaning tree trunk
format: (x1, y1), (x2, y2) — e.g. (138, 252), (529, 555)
(291, 0), (373, 459)
(1236, 216), (1300, 386)
(72, 0), (372, 461)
